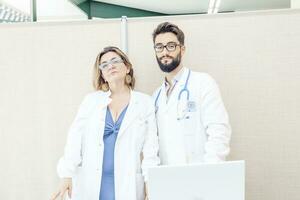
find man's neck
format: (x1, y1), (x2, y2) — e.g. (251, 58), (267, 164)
(165, 64), (184, 84)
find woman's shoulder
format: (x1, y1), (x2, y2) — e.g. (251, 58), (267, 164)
(84, 90), (107, 99)
(132, 90), (155, 115)
(80, 90), (109, 106)
(132, 90), (152, 104)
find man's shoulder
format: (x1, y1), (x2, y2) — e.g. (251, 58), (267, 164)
(190, 70), (214, 81)
(187, 70), (220, 95)
(151, 85), (164, 102)
(152, 86), (162, 96)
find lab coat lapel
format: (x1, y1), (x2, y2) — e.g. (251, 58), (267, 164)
(165, 68), (189, 111)
(153, 83), (168, 117)
(158, 83), (168, 112)
(94, 91), (111, 144)
(117, 91), (140, 139)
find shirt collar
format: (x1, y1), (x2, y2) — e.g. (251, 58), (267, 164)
(164, 67), (186, 88)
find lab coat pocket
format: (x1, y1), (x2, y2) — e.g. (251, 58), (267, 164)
(182, 111), (197, 136)
(179, 111), (197, 162)
(136, 117), (146, 144)
(137, 116), (147, 131)
(70, 168), (83, 200)
(135, 173), (145, 200)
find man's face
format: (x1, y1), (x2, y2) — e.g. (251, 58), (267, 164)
(154, 32), (185, 73)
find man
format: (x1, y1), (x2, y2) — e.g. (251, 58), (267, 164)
(152, 22), (231, 165)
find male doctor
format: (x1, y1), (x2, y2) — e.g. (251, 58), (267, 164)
(152, 22), (231, 165)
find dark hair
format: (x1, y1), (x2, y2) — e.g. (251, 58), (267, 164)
(93, 46), (135, 91)
(152, 22), (185, 45)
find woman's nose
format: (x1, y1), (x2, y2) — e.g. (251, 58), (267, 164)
(107, 63), (116, 70)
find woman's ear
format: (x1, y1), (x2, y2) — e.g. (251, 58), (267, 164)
(101, 74), (106, 82)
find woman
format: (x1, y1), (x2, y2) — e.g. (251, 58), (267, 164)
(51, 46), (160, 200)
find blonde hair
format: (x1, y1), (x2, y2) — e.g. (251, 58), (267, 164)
(93, 46), (135, 91)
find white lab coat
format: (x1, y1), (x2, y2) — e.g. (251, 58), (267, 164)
(57, 90), (160, 200)
(153, 67), (231, 165)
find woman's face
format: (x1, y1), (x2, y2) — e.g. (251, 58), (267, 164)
(99, 51), (129, 85)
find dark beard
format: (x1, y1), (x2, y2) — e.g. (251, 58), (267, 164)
(156, 54), (181, 73)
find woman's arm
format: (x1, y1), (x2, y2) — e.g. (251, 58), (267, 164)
(140, 102), (160, 183)
(52, 94), (93, 199)
(140, 102), (160, 200)
(57, 95), (91, 178)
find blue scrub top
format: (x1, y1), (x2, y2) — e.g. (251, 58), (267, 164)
(99, 105), (128, 200)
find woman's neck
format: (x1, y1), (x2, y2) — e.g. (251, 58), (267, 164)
(109, 81), (130, 97)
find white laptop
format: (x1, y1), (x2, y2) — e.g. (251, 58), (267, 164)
(147, 160), (245, 200)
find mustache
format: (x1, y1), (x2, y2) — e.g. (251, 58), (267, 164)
(159, 55), (174, 60)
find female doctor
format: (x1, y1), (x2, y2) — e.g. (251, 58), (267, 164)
(51, 46), (160, 200)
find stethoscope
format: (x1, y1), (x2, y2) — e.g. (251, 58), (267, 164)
(154, 69), (191, 120)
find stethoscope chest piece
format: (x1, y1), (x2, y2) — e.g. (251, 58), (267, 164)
(155, 69), (193, 121)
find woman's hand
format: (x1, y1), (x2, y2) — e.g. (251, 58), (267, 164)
(50, 178), (72, 200)
(145, 183), (149, 200)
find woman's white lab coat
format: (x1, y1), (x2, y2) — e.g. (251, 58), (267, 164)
(153, 67), (231, 165)
(57, 90), (160, 200)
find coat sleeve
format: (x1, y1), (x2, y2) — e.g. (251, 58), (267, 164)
(200, 74), (231, 163)
(57, 94), (92, 178)
(141, 100), (160, 182)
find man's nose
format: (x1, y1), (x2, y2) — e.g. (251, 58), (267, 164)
(161, 47), (169, 56)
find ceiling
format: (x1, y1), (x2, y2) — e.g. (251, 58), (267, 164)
(93, 0), (210, 14)
(218, 0), (290, 12)
(92, 0), (291, 14)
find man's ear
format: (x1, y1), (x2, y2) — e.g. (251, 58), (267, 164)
(181, 45), (186, 55)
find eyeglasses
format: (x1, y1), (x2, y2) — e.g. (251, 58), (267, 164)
(154, 42), (181, 53)
(99, 57), (124, 70)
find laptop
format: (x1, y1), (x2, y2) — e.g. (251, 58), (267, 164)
(147, 160), (245, 200)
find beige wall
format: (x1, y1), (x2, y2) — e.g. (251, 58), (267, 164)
(1, 9), (300, 200)
(292, 0), (300, 8)
(0, 20), (121, 199)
